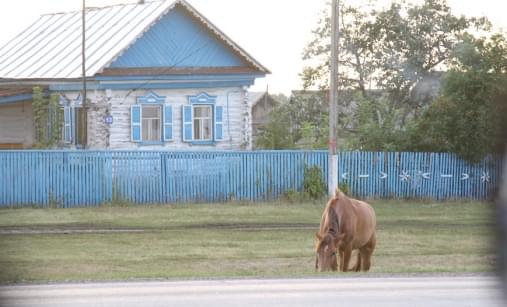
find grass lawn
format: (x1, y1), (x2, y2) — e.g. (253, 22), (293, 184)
(0, 200), (496, 283)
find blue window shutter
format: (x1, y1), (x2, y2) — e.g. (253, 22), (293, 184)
(131, 105), (141, 142)
(182, 105), (193, 142)
(214, 105), (224, 141)
(63, 106), (72, 143)
(163, 105), (173, 141)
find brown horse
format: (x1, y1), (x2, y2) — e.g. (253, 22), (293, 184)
(315, 187), (376, 272)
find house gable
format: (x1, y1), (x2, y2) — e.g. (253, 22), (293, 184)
(109, 4), (249, 69)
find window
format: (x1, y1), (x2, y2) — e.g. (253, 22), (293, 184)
(131, 91), (172, 144)
(141, 105), (161, 142)
(182, 92), (223, 144)
(193, 105), (212, 141)
(63, 105), (87, 147)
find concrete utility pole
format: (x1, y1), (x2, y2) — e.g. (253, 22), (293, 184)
(79, 0), (88, 148)
(328, 0), (339, 196)
(81, 0), (87, 106)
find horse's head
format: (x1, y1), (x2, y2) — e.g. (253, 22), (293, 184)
(315, 232), (345, 272)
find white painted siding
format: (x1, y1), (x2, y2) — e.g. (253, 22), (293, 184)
(79, 87), (251, 150)
(0, 101), (34, 147)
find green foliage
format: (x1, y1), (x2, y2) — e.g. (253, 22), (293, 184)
(345, 94), (406, 151)
(301, 0), (492, 153)
(300, 0), (505, 161)
(302, 164), (326, 200)
(303, 0), (487, 96)
(256, 92), (329, 149)
(299, 116), (329, 149)
(283, 188), (302, 203)
(282, 165), (326, 202)
(407, 34), (507, 162)
(255, 104), (295, 149)
(338, 181), (349, 196)
(32, 87), (63, 148)
(286, 92), (328, 148)
(32, 86), (46, 146)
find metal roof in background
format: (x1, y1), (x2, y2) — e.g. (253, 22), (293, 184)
(0, 0), (268, 80)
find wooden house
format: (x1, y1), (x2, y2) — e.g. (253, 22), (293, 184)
(0, 0), (269, 149)
(250, 92), (280, 145)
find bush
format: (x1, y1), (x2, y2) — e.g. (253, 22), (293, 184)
(303, 165), (326, 200)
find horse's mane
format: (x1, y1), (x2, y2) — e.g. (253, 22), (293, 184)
(316, 202), (340, 251)
(324, 199), (340, 235)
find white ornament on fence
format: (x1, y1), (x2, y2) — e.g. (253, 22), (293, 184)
(399, 171), (411, 181)
(481, 172), (490, 183)
(338, 170), (491, 184)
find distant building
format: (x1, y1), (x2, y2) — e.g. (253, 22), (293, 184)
(0, 0), (269, 150)
(409, 72), (444, 114)
(250, 92), (280, 144)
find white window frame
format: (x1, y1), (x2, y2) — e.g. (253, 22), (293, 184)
(192, 104), (213, 141)
(141, 104), (162, 142)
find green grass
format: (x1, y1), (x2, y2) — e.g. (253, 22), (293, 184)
(0, 200), (496, 283)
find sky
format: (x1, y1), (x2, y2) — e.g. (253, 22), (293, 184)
(0, 0), (506, 95)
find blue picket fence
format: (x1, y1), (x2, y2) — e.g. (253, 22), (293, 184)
(0, 150), (502, 207)
(338, 152), (501, 200)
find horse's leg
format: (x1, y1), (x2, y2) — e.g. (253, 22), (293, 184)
(339, 248), (345, 271)
(341, 245), (353, 272)
(359, 248), (370, 272)
(352, 251), (361, 272)
(350, 251), (360, 271)
(360, 233), (377, 272)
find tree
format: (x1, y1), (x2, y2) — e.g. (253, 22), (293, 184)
(255, 104), (295, 149)
(299, 114), (329, 149)
(286, 91), (328, 147)
(255, 91), (330, 149)
(345, 94), (406, 151)
(409, 33), (507, 162)
(301, 0), (490, 149)
(32, 87), (63, 148)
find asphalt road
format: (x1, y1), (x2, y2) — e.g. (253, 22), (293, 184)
(0, 276), (504, 307)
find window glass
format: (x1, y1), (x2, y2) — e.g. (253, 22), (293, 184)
(194, 106), (210, 118)
(193, 105), (212, 141)
(141, 105), (161, 142)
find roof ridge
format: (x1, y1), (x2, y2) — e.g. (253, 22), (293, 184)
(40, 0), (167, 16)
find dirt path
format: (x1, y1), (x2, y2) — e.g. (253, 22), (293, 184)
(0, 223), (319, 234)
